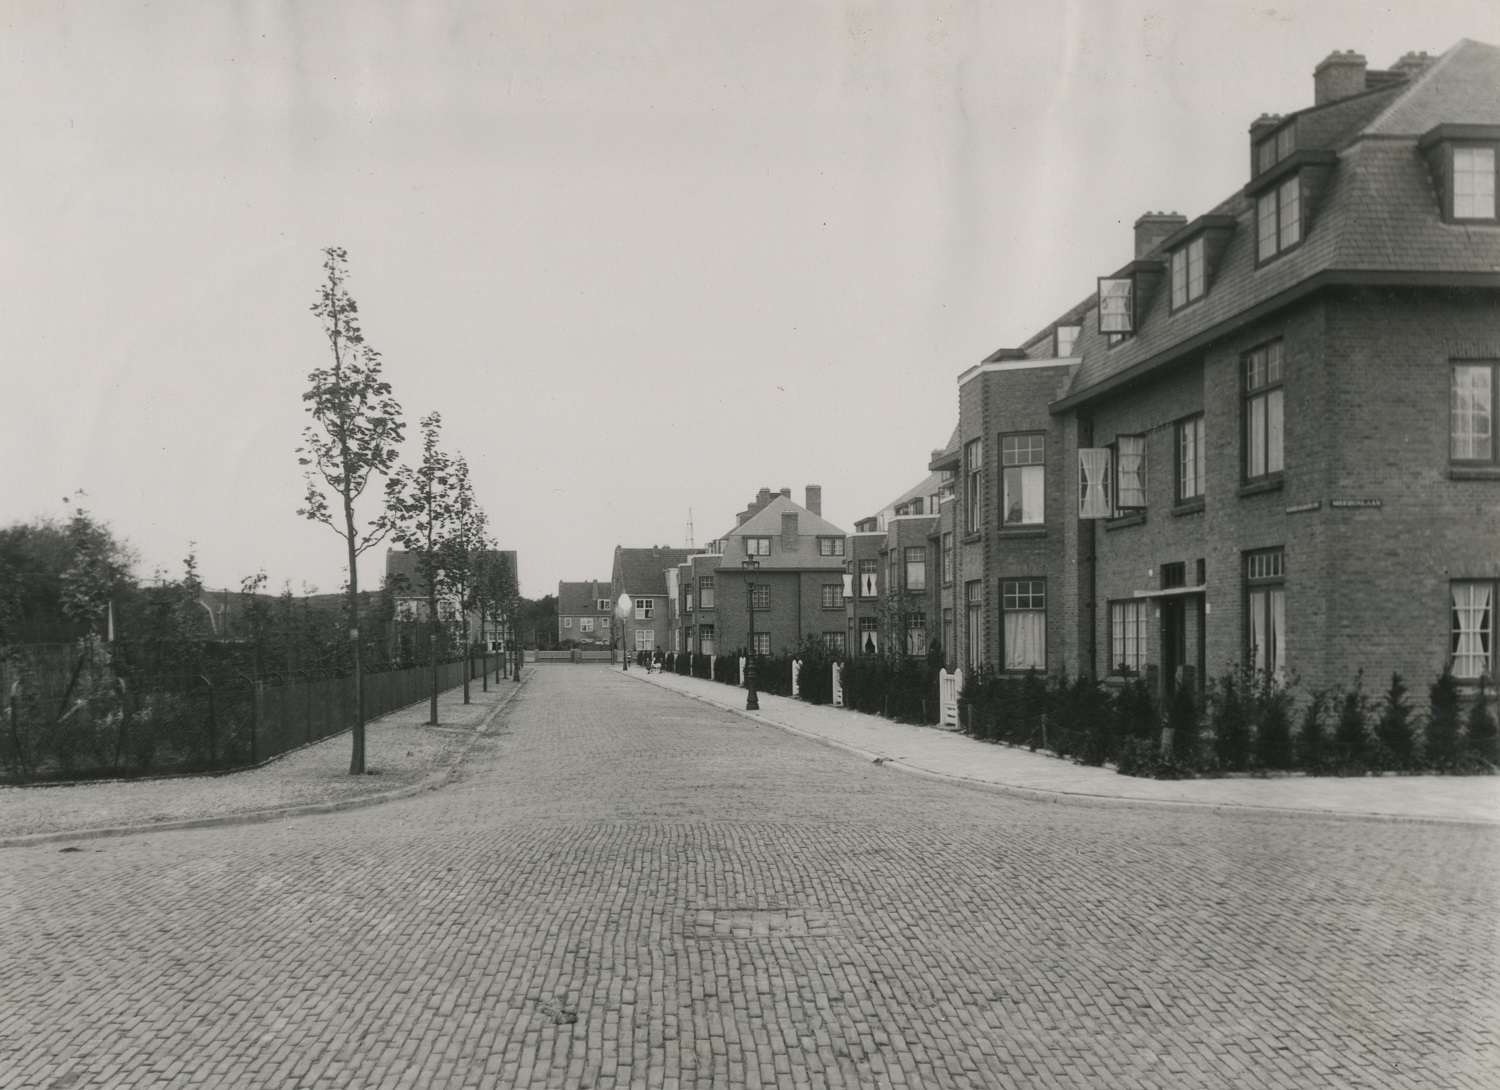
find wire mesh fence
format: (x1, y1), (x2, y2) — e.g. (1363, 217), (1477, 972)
(1, 649), (502, 784)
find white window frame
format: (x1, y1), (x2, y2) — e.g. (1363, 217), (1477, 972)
(818, 537), (845, 557)
(1177, 415), (1206, 502)
(1110, 600), (1149, 676)
(904, 547), (927, 591)
(1256, 176), (1302, 261)
(1055, 324), (1081, 358)
(745, 537), (771, 556)
(905, 612), (927, 657)
(858, 616), (879, 655)
(965, 439), (983, 534)
(1170, 236), (1206, 310)
(1451, 581), (1495, 681)
(635, 598), (655, 621)
(821, 584), (843, 609)
(1000, 579), (1046, 672)
(579, 617), (594, 633)
(1098, 277), (1135, 334)
(1243, 341), (1286, 481)
(1452, 362), (1497, 465)
(699, 577), (715, 610)
(1001, 433), (1045, 526)
(1114, 434), (1147, 511)
(1453, 146), (1497, 221)
(1245, 549), (1286, 682)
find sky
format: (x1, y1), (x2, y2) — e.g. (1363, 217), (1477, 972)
(2, 0), (1495, 600)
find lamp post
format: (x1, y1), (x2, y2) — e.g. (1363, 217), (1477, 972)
(742, 557), (760, 711)
(616, 592), (632, 671)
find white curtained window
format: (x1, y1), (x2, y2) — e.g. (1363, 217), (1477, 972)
(1452, 582), (1494, 680)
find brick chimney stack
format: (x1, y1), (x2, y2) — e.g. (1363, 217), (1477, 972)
(781, 511), (799, 552)
(1314, 51), (1367, 104)
(1134, 212), (1187, 259)
(1391, 51), (1433, 78)
(804, 485), (822, 516)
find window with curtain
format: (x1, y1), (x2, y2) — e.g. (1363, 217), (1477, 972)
(752, 633), (770, 655)
(1001, 434), (1045, 525)
(824, 632), (847, 654)
(858, 559), (878, 597)
(1243, 341), (1285, 481)
(905, 613), (927, 656)
(1453, 146), (1497, 220)
(821, 584), (842, 609)
(1177, 415), (1206, 500)
(1115, 434), (1147, 510)
(905, 547), (927, 590)
(1451, 582), (1495, 680)
(1079, 448), (1112, 518)
(1055, 324), (1081, 358)
(965, 439), (982, 533)
(858, 617), (879, 655)
(942, 533), (953, 584)
(699, 577), (715, 609)
(1111, 600), (1148, 675)
(965, 581), (983, 669)
(699, 625), (715, 655)
(1452, 363), (1497, 464)
(1001, 580), (1046, 671)
(1245, 549), (1286, 681)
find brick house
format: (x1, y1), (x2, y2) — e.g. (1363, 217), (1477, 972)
(611, 546), (692, 654)
(674, 487), (849, 657)
(384, 547), (518, 656)
(850, 471), (954, 658)
(556, 580), (613, 646)
(940, 40), (1500, 699)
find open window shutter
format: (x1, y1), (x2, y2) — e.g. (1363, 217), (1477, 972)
(1116, 435), (1147, 509)
(842, 573), (854, 598)
(1097, 278), (1135, 333)
(1079, 449), (1112, 518)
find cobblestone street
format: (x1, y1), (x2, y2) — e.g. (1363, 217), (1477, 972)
(2, 664), (1496, 1089)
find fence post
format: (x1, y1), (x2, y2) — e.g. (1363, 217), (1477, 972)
(832, 662), (844, 708)
(791, 659), (801, 698)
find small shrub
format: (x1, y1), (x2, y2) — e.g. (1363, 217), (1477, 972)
(1256, 680), (1295, 772)
(1464, 675), (1498, 766)
(1209, 671), (1251, 771)
(1164, 683), (1198, 763)
(1333, 673), (1369, 774)
(1299, 690), (1329, 772)
(1373, 673), (1414, 771)
(1116, 735), (1192, 780)
(1111, 679), (1156, 741)
(1427, 670), (1462, 769)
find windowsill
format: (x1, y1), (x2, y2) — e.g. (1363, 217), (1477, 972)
(1239, 476), (1285, 498)
(1169, 296), (1205, 316)
(996, 527), (1047, 538)
(1254, 240), (1303, 268)
(1104, 513), (1146, 531)
(1172, 498), (1206, 516)
(1449, 464), (1500, 480)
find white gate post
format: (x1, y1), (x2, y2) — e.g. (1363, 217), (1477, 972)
(791, 658), (801, 697)
(832, 662), (844, 708)
(739, 656), (746, 686)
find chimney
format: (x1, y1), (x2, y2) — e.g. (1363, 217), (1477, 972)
(756, 487), (772, 508)
(1249, 113), (1282, 142)
(1134, 212), (1187, 258)
(1390, 51), (1433, 78)
(781, 511), (798, 552)
(780, 487), (791, 499)
(1314, 51), (1367, 105)
(737, 511), (748, 526)
(805, 485), (822, 516)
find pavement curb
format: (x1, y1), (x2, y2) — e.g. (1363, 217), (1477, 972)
(630, 672), (1499, 828)
(0, 671), (532, 850)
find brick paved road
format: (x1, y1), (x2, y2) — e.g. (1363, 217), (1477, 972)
(2, 666), (1496, 1089)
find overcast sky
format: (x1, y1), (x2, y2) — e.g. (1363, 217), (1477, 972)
(2, 1), (1494, 600)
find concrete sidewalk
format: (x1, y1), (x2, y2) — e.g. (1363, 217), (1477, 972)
(634, 668), (1500, 825)
(0, 671), (528, 848)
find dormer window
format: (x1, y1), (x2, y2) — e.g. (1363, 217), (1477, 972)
(1418, 125), (1499, 225)
(1454, 146), (1497, 220)
(1055, 324), (1081, 357)
(1170, 236), (1205, 310)
(1256, 123), (1296, 175)
(1256, 176), (1302, 261)
(1098, 278), (1135, 335)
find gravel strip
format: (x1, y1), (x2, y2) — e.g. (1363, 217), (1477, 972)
(0, 680), (521, 841)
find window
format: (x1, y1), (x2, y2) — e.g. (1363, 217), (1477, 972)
(635, 598), (655, 621)
(904, 547), (927, 591)
(1001, 579), (1046, 671)
(1098, 277), (1134, 334)
(818, 537), (845, 557)
(1256, 176), (1301, 261)
(858, 559), (878, 597)
(635, 630), (655, 651)
(942, 607), (954, 662)
(1114, 434), (1147, 511)
(1243, 341), (1285, 481)
(684, 588), (693, 613)
(599, 616), (609, 628)
(752, 632), (770, 656)
(580, 617), (594, 633)
(751, 585), (769, 610)
(858, 617), (879, 655)
(1452, 363), (1498, 464)
(1161, 562), (1186, 589)
(745, 537), (770, 556)
(824, 632), (847, 655)
(887, 550), (898, 593)
(905, 613), (927, 656)
(1055, 324), (1081, 358)
(597, 598), (610, 611)
(1245, 549), (1286, 680)
(684, 626), (693, 650)
(563, 617), (572, 628)
(965, 581), (984, 670)
(1111, 600), (1148, 676)
(699, 624), (715, 655)
(1001, 433), (1045, 525)
(965, 439), (982, 533)
(1177, 415), (1206, 501)
(1170, 236), (1206, 309)
(1079, 448), (1112, 518)
(1451, 581), (1495, 681)
(941, 532), (953, 585)
(1256, 123), (1296, 174)
(699, 577), (715, 610)
(821, 584), (843, 609)
(1453, 146), (1497, 220)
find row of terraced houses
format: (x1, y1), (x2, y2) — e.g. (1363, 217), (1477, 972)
(572, 40), (1500, 703)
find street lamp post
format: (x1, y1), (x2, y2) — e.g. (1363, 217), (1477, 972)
(616, 592), (633, 671)
(742, 557), (760, 711)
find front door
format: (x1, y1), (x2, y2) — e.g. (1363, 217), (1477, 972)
(1162, 598), (1187, 698)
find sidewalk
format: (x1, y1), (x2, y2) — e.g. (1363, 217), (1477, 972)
(0, 672), (528, 848)
(635, 669), (1500, 826)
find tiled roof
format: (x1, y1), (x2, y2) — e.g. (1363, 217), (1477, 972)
(732, 495), (848, 540)
(557, 580), (612, 615)
(612, 547), (692, 597)
(384, 548), (516, 597)
(1044, 39), (1500, 409)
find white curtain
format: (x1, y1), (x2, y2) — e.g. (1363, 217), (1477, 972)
(1266, 389), (1285, 473)
(1079, 449), (1111, 518)
(1005, 611), (1045, 670)
(1248, 398), (1267, 477)
(1452, 583), (1492, 679)
(1249, 589), (1268, 672)
(1116, 436), (1146, 508)
(1270, 589), (1286, 680)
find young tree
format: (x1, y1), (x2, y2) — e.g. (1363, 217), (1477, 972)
(384, 413), (459, 724)
(57, 495), (135, 640)
(299, 247), (405, 774)
(441, 457), (487, 705)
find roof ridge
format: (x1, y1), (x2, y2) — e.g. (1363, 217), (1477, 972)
(1362, 39), (1463, 135)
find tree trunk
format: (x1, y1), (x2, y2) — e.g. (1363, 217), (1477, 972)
(429, 585), (440, 725)
(462, 610), (471, 704)
(344, 495), (365, 775)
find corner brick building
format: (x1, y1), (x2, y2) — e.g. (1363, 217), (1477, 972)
(938, 39), (1500, 700)
(556, 580), (613, 645)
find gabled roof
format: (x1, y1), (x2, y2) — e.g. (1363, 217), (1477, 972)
(1040, 38), (1500, 411)
(612, 547), (692, 597)
(558, 580), (612, 614)
(729, 494), (847, 540)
